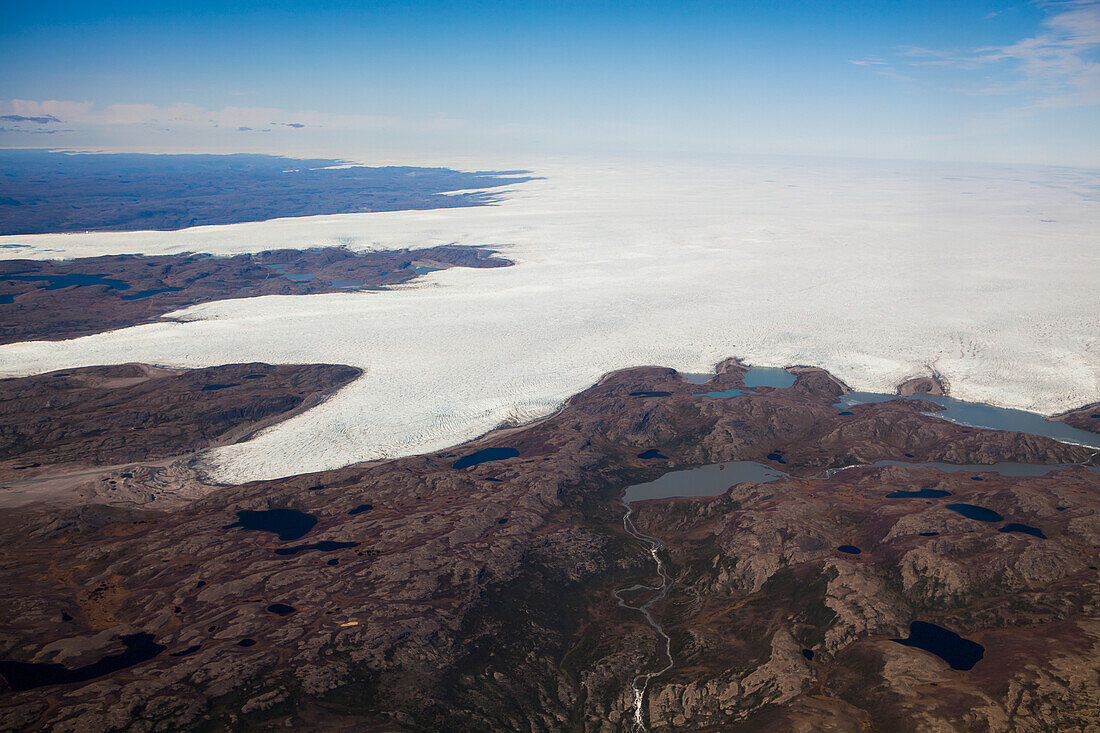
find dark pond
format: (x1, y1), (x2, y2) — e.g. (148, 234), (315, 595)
(892, 621), (984, 670)
(452, 447), (520, 470)
(837, 545), (862, 554)
(237, 639), (256, 647)
(637, 449), (669, 460)
(0, 633), (165, 692)
(348, 503), (374, 515)
(224, 509), (317, 541)
(835, 392), (1100, 450)
(629, 391), (672, 398)
(0, 273), (130, 291)
(801, 648), (815, 660)
(201, 383), (240, 391)
(886, 488), (951, 499)
(998, 523), (1047, 539)
(170, 645), (201, 658)
(267, 603), (297, 616)
(946, 504), (1004, 522)
(767, 452), (786, 464)
(919, 531), (940, 536)
(274, 540), (359, 556)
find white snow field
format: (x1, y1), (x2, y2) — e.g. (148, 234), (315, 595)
(0, 155), (1097, 482)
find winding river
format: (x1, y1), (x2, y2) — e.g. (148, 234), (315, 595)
(614, 502), (675, 732)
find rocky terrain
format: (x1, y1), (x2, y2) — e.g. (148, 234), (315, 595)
(0, 362), (360, 507)
(0, 358), (1096, 731)
(1052, 403), (1100, 435)
(0, 245), (511, 343)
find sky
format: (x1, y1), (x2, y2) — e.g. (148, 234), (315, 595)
(1, 0), (1098, 166)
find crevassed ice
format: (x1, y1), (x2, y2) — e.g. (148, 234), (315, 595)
(0, 155), (1097, 483)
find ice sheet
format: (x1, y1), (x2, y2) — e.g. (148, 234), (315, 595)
(1, 156), (1097, 482)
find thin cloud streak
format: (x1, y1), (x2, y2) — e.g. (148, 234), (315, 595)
(0, 100), (408, 133)
(879, 1), (1100, 109)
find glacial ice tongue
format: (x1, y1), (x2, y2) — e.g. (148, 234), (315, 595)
(0, 156), (1096, 483)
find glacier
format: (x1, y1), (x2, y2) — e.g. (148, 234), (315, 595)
(0, 155), (1096, 483)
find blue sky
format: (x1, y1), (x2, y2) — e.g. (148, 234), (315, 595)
(1, 1), (1098, 165)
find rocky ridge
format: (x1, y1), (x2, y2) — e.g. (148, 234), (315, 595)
(0, 245), (511, 344)
(0, 358), (1096, 731)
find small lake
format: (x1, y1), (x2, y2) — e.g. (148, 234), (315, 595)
(622, 457), (1095, 505)
(1, 273), (131, 291)
(998, 523), (1046, 539)
(695, 388), (747, 399)
(264, 263), (315, 281)
(453, 447), (520, 469)
(892, 621), (984, 670)
(623, 461), (787, 504)
(224, 509), (317, 541)
(637, 449), (669, 460)
(274, 540), (359, 556)
(835, 392), (1100, 450)
(0, 633), (165, 692)
(885, 488), (951, 498)
(692, 366), (795, 398)
(121, 286), (183, 300)
(743, 367), (796, 389)
(945, 504), (1004, 522)
(0, 272), (188, 301)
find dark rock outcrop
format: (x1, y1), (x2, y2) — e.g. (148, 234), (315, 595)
(0, 362), (360, 470)
(0, 245), (511, 343)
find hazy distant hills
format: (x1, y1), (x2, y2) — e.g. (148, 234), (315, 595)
(0, 150), (534, 234)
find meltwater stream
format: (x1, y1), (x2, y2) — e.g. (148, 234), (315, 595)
(615, 462), (788, 729)
(614, 502), (674, 732)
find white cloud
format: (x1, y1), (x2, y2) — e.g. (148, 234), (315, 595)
(858, 2), (1100, 111)
(977, 0), (1100, 107)
(861, 1), (1100, 109)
